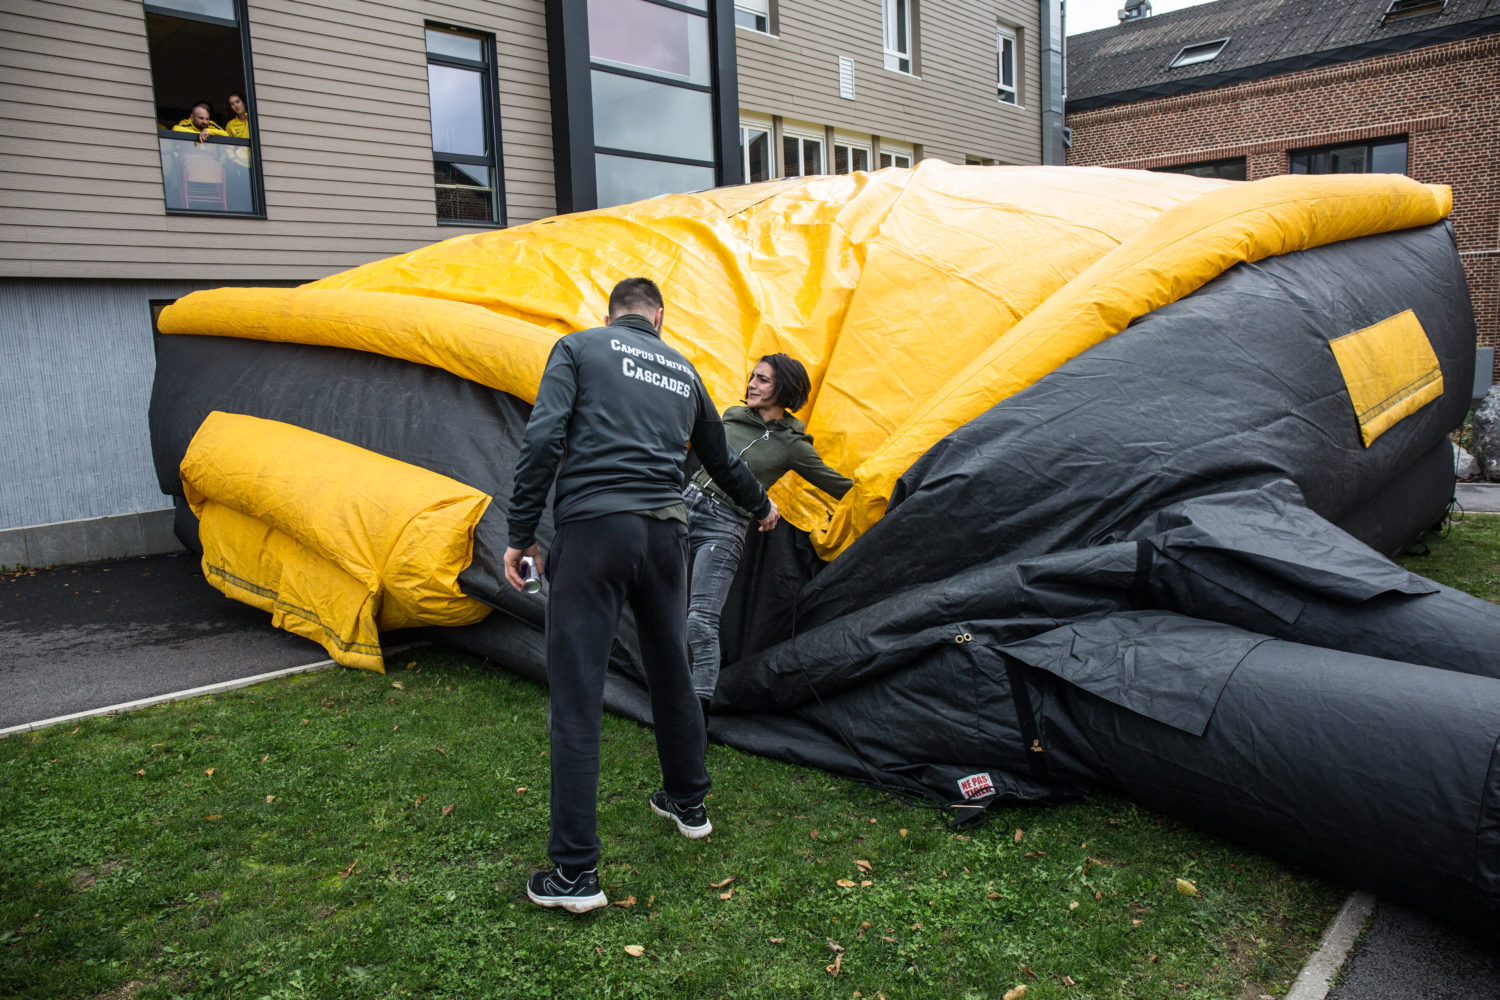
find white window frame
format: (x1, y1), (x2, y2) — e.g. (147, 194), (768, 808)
(878, 140), (913, 170)
(781, 122), (825, 178)
(739, 114), (773, 182)
(832, 131), (872, 174)
(997, 26), (1018, 105)
(883, 0), (913, 74)
(735, 0), (770, 34)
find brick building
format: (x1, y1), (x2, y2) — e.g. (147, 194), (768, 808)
(1064, 0), (1500, 377)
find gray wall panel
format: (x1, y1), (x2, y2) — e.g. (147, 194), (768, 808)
(0, 277), (262, 530)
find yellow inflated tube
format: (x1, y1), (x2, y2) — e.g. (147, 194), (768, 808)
(180, 412), (493, 671)
(818, 173), (1452, 557)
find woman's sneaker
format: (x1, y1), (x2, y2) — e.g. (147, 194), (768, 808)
(649, 790), (713, 839)
(526, 866), (607, 913)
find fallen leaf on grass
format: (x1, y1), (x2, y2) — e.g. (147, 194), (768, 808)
(515, 786), (528, 794)
(1003, 986), (1028, 1000)
(899, 828), (908, 837)
(826, 939), (845, 953)
(265, 795), (276, 803)
(826, 953), (843, 977)
(837, 879), (857, 887)
(1062, 975), (1076, 986)
(1022, 965), (1037, 979)
(719, 889), (734, 900)
(134, 770), (145, 777)
(1175, 878), (1199, 896)
(880, 936), (897, 944)
(1108, 818), (1127, 827)
(405, 661), (416, 670)
(1068, 901), (1078, 911)
(342, 860), (358, 878)
(262, 754), (269, 762)
(769, 937), (784, 944)
(68, 727), (79, 735)
(810, 829), (818, 840)
(1095, 890), (1103, 900)
(441, 803), (456, 817)
(1014, 827), (1024, 843)
(710, 876), (735, 889)
(429, 747), (448, 755)
(624, 945), (645, 957)
(986, 892), (1000, 899)
(204, 768), (214, 777)
(392, 725), (400, 732)
(854, 860), (872, 873)
(414, 795), (427, 807)
(1024, 851), (1046, 857)
(391, 681), (405, 691)
(614, 895), (637, 908)
(202, 814), (222, 821)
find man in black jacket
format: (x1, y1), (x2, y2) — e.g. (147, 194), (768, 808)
(505, 277), (778, 913)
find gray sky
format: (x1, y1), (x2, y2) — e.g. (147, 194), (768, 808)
(1067, 0), (1218, 35)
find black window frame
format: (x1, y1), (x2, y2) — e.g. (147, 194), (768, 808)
(588, 0), (720, 208)
(425, 22), (508, 227)
(1152, 157), (1247, 181)
(1288, 137), (1409, 176)
(144, 0), (266, 219)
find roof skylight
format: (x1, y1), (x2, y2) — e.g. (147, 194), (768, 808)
(1383, 0), (1446, 21)
(1168, 38), (1229, 68)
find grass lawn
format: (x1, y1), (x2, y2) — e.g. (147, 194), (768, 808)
(4, 512), (1495, 1000)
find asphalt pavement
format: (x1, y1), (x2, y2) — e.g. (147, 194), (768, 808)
(0, 551), (328, 732)
(3, 490), (1500, 995)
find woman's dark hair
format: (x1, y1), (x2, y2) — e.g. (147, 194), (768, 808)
(757, 353), (810, 412)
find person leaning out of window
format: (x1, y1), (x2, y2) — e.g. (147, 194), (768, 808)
(173, 101), (228, 144)
(225, 93), (251, 139)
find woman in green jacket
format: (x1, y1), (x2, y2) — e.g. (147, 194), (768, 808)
(684, 354), (852, 709)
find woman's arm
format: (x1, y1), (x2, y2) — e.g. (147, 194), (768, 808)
(789, 437), (853, 499)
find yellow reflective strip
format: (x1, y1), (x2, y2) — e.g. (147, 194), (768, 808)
(1328, 309), (1444, 447)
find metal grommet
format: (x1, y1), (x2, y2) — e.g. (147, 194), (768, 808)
(963, 633), (973, 642)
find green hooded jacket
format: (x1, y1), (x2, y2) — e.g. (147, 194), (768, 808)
(690, 405), (852, 517)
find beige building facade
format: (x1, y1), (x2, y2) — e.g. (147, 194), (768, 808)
(0, 0), (1064, 563)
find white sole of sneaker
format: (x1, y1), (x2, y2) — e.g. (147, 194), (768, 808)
(527, 887), (608, 914)
(650, 797), (713, 839)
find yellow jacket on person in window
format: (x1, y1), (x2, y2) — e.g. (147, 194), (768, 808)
(173, 118), (229, 138)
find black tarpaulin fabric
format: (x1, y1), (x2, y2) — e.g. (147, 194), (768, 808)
(147, 206), (1500, 929)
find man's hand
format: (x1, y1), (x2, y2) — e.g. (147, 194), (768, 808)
(503, 543), (542, 591)
(757, 500), (780, 533)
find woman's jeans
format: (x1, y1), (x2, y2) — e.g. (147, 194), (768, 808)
(685, 486), (750, 701)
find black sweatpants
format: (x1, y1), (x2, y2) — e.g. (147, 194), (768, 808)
(544, 511), (711, 870)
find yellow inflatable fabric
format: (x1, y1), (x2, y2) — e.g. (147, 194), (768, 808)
(158, 162), (1451, 558)
(181, 411), (493, 671)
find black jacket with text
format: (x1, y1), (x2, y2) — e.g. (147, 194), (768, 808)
(507, 313), (770, 548)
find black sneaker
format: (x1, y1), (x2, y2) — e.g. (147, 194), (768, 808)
(526, 866), (607, 913)
(649, 790), (713, 839)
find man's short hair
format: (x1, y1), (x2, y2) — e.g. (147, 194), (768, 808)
(608, 277), (663, 320)
(192, 101), (214, 117)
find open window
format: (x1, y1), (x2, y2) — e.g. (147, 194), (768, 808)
(883, 0), (915, 74)
(144, 0), (261, 215)
(997, 26), (1019, 105)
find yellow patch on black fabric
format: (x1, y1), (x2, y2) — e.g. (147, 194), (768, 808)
(1329, 309), (1443, 447)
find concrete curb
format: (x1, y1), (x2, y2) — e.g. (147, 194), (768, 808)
(1286, 891), (1377, 1000)
(0, 657), (337, 738)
